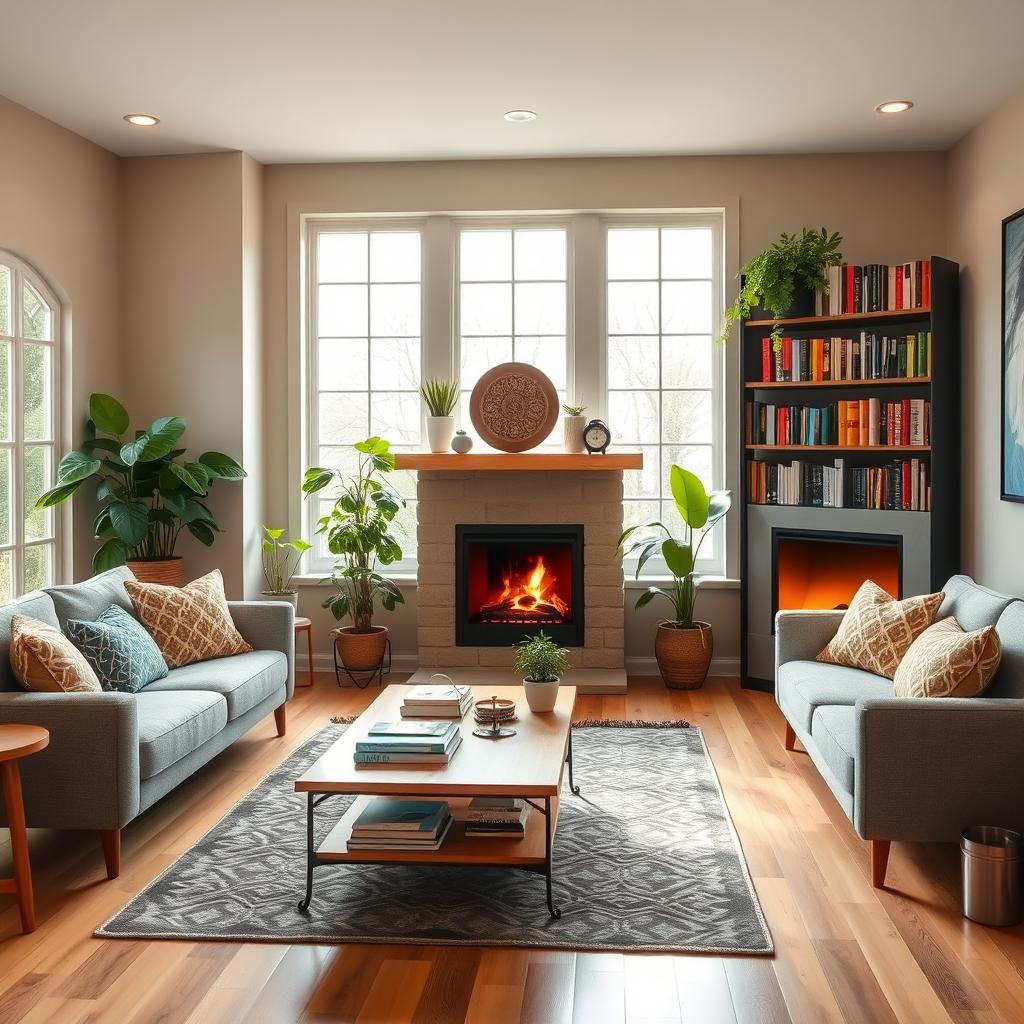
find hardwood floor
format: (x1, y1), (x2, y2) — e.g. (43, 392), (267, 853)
(1, 676), (1022, 1023)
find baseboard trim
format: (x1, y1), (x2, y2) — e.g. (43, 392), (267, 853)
(624, 656), (740, 678)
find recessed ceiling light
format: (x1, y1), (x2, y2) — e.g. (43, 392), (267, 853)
(503, 109), (537, 123)
(123, 113), (160, 126)
(874, 100), (914, 115)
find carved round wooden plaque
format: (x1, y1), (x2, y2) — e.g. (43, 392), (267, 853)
(469, 362), (559, 453)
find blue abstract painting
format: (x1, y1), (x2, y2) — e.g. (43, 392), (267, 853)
(1003, 209), (1024, 501)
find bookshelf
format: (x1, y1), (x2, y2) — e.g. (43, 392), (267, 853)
(739, 256), (960, 691)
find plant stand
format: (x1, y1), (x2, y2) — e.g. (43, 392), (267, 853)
(332, 635), (391, 689)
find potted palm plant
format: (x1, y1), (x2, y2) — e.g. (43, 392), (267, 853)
(420, 377), (459, 454)
(260, 526), (311, 608)
(302, 436), (405, 671)
(513, 630), (570, 712)
(36, 393), (245, 585)
(562, 402), (587, 454)
(616, 465), (731, 689)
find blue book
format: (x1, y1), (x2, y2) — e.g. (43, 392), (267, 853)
(351, 799), (448, 834)
(367, 721), (455, 738)
(356, 729), (459, 754)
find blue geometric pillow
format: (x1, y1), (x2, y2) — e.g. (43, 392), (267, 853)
(66, 604), (169, 692)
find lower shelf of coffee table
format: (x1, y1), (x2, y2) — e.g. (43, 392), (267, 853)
(316, 794), (559, 866)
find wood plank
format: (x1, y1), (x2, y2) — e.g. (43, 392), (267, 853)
(394, 453), (642, 470)
(745, 378), (931, 389)
(744, 307), (930, 327)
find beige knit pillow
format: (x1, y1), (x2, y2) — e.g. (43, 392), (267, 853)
(893, 617), (1002, 698)
(10, 614), (102, 693)
(125, 569), (253, 669)
(817, 580), (944, 679)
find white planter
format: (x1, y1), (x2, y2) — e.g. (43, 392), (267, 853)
(563, 415), (586, 454)
(262, 591), (298, 610)
(426, 415), (455, 454)
(523, 676), (560, 713)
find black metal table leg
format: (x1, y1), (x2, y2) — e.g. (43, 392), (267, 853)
(565, 731), (581, 796)
(543, 795), (562, 918)
(298, 792), (316, 912)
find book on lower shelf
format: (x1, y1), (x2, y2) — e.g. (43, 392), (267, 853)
(759, 331), (931, 383)
(347, 799), (453, 851)
(452, 798), (529, 839)
(399, 683), (474, 719)
(745, 397), (929, 447)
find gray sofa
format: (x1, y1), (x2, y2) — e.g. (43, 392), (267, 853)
(776, 574), (1024, 888)
(0, 566), (294, 878)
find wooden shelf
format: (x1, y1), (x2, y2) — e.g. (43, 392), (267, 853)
(394, 452), (642, 471)
(747, 502), (927, 514)
(744, 307), (930, 328)
(745, 445), (931, 452)
(745, 377), (930, 390)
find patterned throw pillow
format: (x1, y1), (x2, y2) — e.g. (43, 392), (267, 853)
(816, 580), (944, 679)
(893, 617), (1002, 698)
(9, 614), (102, 693)
(66, 604), (169, 692)
(124, 569), (253, 669)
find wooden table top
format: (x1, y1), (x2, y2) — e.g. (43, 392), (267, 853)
(295, 684), (576, 797)
(294, 616), (312, 629)
(0, 724), (49, 762)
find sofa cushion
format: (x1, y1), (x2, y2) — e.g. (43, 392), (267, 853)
(135, 689), (227, 779)
(9, 614), (102, 693)
(143, 650), (287, 721)
(0, 592), (60, 692)
(810, 705), (857, 795)
(991, 600), (1024, 699)
(45, 566), (136, 632)
(893, 617), (1002, 699)
(67, 604), (169, 692)
(938, 575), (1016, 632)
(778, 659), (892, 734)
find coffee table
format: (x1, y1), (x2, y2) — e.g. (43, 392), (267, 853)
(294, 684), (579, 918)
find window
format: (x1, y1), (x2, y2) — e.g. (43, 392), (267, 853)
(0, 252), (60, 600)
(606, 223), (722, 570)
(457, 226), (568, 445)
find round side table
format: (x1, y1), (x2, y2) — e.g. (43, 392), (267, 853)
(0, 724), (49, 934)
(295, 616), (314, 688)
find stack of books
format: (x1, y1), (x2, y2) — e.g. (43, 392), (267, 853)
(400, 683), (473, 719)
(346, 799), (452, 851)
(456, 797), (529, 839)
(746, 398), (929, 447)
(354, 720), (463, 765)
(761, 332), (931, 382)
(816, 260), (930, 315)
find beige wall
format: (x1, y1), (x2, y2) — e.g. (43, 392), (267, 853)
(0, 96), (121, 580)
(261, 153), (949, 668)
(948, 87), (1024, 594)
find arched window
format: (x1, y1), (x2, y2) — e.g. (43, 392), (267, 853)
(0, 252), (60, 600)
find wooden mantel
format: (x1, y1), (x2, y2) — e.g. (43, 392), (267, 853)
(394, 452), (643, 471)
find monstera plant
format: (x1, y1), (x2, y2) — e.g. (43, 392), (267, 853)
(36, 393), (246, 581)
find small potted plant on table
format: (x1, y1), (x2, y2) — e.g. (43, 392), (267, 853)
(616, 464), (731, 689)
(562, 401), (587, 454)
(302, 436), (405, 671)
(420, 377), (459, 454)
(260, 527), (311, 608)
(513, 630), (570, 713)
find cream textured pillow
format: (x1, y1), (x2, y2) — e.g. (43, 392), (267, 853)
(9, 614), (102, 693)
(893, 617), (1002, 698)
(816, 580), (944, 679)
(125, 569), (253, 669)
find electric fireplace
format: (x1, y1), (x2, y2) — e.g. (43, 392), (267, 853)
(455, 524), (584, 647)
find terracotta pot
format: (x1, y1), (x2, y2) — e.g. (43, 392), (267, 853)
(334, 625), (389, 671)
(523, 676), (560, 713)
(654, 621), (713, 689)
(126, 557), (184, 586)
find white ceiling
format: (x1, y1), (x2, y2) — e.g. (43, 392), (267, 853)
(3, 0), (1024, 163)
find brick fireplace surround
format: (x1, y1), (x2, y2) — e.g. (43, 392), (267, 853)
(398, 454), (641, 695)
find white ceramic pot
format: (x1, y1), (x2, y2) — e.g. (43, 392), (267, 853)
(262, 591), (298, 610)
(524, 676), (560, 713)
(426, 415), (455, 454)
(563, 415), (586, 454)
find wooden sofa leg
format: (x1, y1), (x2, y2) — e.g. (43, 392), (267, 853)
(274, 704), (287, 737)
(784, 720), (797, 751)
(101, 829), (120, 880)
(871, 839), (891, 888)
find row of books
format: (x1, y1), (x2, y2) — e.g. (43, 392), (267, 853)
(353, 719), (463, 765)
(399, 683), (473, 720)
(747, 457), (930, 511)
(745, 398), (930, 447)
(815, 261), (931, 315)
(346, 797), (528, 851)
(759, 332), (932, 383)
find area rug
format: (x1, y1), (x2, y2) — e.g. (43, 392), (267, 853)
(97, 722), (773, 954)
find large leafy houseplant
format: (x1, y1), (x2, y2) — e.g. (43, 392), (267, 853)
(721, 228), (843, 345)
(36, 393), (245, 573)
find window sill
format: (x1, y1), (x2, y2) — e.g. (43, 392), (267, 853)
(292, 573), (419, 588)
(294, 572), (738, 590)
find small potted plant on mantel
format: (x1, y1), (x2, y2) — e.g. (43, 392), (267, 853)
(562, 401), (587, 454)
(616, 464), (731, 689)
(260, 526), (311, 608)
(420, 377), (459, 454)
(302, 436), (405, 671)
(513, 630), (571, 713)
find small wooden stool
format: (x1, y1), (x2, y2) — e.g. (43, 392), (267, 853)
(0, 724), (49, 933)
(295, 616), (314, 688)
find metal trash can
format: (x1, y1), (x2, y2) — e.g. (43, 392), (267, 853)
(961, 826), (1024, 926)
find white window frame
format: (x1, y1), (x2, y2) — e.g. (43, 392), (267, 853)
(0, 250), (62, 597)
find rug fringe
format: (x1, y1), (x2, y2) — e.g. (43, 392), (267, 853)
(571, 718), (690, 729)
(329, 715), (359, 724)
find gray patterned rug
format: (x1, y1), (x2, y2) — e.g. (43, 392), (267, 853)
(97, 722), (772, 953)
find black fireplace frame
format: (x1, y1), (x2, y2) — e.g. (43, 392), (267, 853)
(455, 523), (585, 648)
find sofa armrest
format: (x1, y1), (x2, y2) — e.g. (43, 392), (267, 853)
(228, 601), (295, 698)
(855, 697), (1024, 842)
(774, 610), (845, 673)
(0, 691), (140, 830)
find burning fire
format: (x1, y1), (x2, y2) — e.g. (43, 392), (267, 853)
(481, 555), (569, 622)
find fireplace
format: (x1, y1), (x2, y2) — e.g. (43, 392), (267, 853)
(771, 527), (902, 629)
(455, 524), (584, 648)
